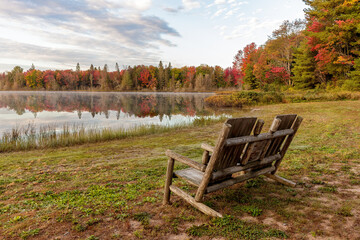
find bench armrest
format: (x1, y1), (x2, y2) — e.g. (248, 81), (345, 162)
(201, 143), (214, 152)
(166, 150), (206, 172)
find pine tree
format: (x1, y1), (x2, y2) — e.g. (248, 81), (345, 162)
(344, 58), (360, 90)
(293, 41), (318, 88)
(76, 63), (80, 72)
(121, 70), (133, 90)
(29, 63), (35, 71)
(158, 61), (165, 90)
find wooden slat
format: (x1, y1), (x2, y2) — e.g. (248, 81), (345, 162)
(240, 119), (265, 165)
(206, 166), (275, 193)
(201, 143), (214, 152)
(201, 143), (213, 165)
(214, 118), (257, 171)
(272, 116), (303, 174)
(163, 157), (175, 205)
(225, 129), (294, 146)
(211, 154), (281, 181)
(174, 168), (204, 186)
(257, 118), (282, 162)
(266, 114), (297, 156)
(253, 119), (265, 136)
(166, 150), (206, 172)
(265, 173), (296, 187)
(195, 123), (232, 201)
(201, 150), (210, 165)
(170, 185), (223, 218)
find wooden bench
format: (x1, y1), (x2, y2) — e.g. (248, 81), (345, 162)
(163, 115), (303, 217)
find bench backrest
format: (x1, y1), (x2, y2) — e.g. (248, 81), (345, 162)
(213, 117), (257, 170)
(212, 115), (298, 172)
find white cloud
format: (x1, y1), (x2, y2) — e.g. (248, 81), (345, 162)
(182, 0), (201, 10)
(223, 17), (281, 40)
(225, 10), (234, 17)
(252, 8), (263, 15)
(0, 0), (179, 71)
(213, 8), (227, 17)
(215, 0), (227, 4)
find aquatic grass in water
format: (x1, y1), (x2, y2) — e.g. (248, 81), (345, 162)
(0, 116), (228, 152)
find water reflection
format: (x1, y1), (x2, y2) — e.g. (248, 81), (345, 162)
(0, 91), (222, 135)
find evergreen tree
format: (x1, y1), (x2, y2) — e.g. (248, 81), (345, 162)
(344, 58), (360, 90)
(121, 69), (133, 90)
(293, 41), (319, 88)
(158, 61), (165, 90)
(76, 63), (80, 72)
(29, 63), (35, 71)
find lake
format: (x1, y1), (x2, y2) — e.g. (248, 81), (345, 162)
(0, 91), (226, 136)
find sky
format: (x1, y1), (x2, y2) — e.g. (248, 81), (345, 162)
(0, 0), (306, 72)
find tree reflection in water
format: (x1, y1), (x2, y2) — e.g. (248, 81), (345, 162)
(0, 91), (227, 135)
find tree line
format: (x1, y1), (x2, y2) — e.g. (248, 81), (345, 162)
(0, 62), (240, 91)
(233, 0), (359, 91)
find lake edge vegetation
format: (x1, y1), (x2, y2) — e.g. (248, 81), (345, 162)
(0, 116), (227, 153)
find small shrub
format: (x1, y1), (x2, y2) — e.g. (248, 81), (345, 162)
(133, 212), (151, 225)
(239, 205), (263, 216)
(86, 235), (99, 240)
(336, 205), (353, 217)
(20, 229), (40, 239)
(319, 185), (337, 193)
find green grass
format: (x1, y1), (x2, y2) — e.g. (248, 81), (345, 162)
(0, 100), (359, 239)
(187, 215), (287, 239)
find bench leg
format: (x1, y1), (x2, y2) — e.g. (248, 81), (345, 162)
(170, 185), (223, 218)
(265, 173), (296, 187)
(163, 158), (175, 205)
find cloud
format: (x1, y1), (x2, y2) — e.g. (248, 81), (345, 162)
(225, 9), (234, 18)
(182, 0), (201, 10)
(0, 0), (180, 71)
(214, 0), (227, 4)
(163, 6), (184, 13)
(224, 17), (281, 40)
(213, 8), (227, 17)
(252, 8), (263, 14)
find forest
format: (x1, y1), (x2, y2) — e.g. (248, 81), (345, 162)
(0, 0), (359, 92)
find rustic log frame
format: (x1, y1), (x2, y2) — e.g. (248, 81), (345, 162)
(163, 115), (302, 217)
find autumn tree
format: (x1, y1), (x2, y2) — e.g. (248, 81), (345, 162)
(265, 19), (305, 86)
(299, 0), (360, 87)
(233, 43), (258, 89)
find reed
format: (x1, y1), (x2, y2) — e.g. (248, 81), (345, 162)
(0, 116), (228, 152)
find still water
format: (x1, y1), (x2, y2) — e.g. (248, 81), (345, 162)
(0, 91), (225, 136)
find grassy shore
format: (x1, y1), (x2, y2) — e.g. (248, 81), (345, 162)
(0, 100), (359, 239)
(205, 90), (360, 107)
(0, 117), (227, 153)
